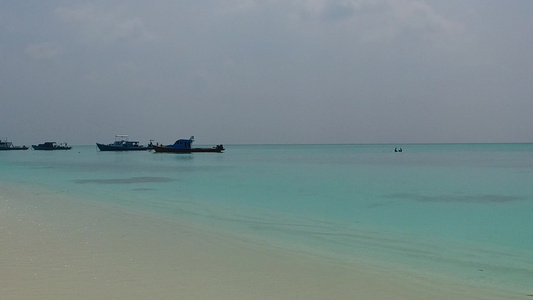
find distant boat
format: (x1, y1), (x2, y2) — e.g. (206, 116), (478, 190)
(32, 142), (72, 150)
(152, 136), (224, 153)
(0, 138), (28, 151)
(96, 135), (152, 151)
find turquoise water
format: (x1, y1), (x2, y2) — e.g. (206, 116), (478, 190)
(1, 144), (532, 293)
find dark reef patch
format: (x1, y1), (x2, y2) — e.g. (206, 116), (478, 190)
(385, 193), (526, 204)
(74, 177), (174, 184)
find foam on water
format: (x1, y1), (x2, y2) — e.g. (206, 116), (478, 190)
(1, 144), (532, 293)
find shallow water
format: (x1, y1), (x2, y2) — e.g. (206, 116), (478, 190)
(1, 144), (532, 293)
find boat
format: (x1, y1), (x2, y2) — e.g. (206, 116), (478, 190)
(152, 136), (224, 153)
(96, 135), (153, 151)
(0, 138), (28, 150)
(32, 142), (72, 150)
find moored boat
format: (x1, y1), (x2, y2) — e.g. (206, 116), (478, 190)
(152, 136), (224, 153)
(0, 138), (28, 151)
(32, 142), (72, 150)
(97, 135), (152, 151)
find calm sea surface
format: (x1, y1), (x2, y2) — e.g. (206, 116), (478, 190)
(1, 144), (532, 293)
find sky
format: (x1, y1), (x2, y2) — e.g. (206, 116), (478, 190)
(1, 0), (532, 145)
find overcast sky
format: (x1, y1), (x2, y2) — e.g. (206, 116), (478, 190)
(1, 0), (532, 145)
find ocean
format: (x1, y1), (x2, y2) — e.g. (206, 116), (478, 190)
(1, 143), (532, 295)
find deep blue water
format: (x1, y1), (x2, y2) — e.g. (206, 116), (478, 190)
(1, 144), (532, 293)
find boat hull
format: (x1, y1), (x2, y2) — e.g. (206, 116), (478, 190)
(0, 146), (28, 151)
(32, 145), (72, 150)
(96, 143), (152, 151)
(152, 145), (224, 153)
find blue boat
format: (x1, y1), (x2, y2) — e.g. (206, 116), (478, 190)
(152, 136), (224, 153)
(96, 135), (152, 151)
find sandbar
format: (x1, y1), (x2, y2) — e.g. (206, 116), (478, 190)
(0, 183), (525, 299)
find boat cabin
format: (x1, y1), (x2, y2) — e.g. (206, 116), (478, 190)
(0, 140), (13, 148)
(41, 142), (57, 147)
(169, 136), (194, 150)
(112, 135), (141, 147)
(114, 140), (141, 147)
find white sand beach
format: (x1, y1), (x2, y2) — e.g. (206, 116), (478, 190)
(0, 183), (526, 300)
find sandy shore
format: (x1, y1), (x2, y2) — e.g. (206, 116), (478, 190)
(0, 184), (526, 300)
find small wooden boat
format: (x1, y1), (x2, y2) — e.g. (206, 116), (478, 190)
(32, 142), (72, 150)
(97, 135), (152, 151)
(0, 139), (28, 151)
(152, 136), (224, 153)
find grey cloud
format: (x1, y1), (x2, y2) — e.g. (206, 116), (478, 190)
(321, 2), (356, 21)
(25, 42), (62, 60)
(55, 4), (156, 45)
(1, 0), (532, 145)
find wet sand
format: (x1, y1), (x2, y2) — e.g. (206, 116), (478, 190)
(0, 184), (525, 300)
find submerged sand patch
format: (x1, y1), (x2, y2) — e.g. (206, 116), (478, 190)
(0, 183), (525, 300)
